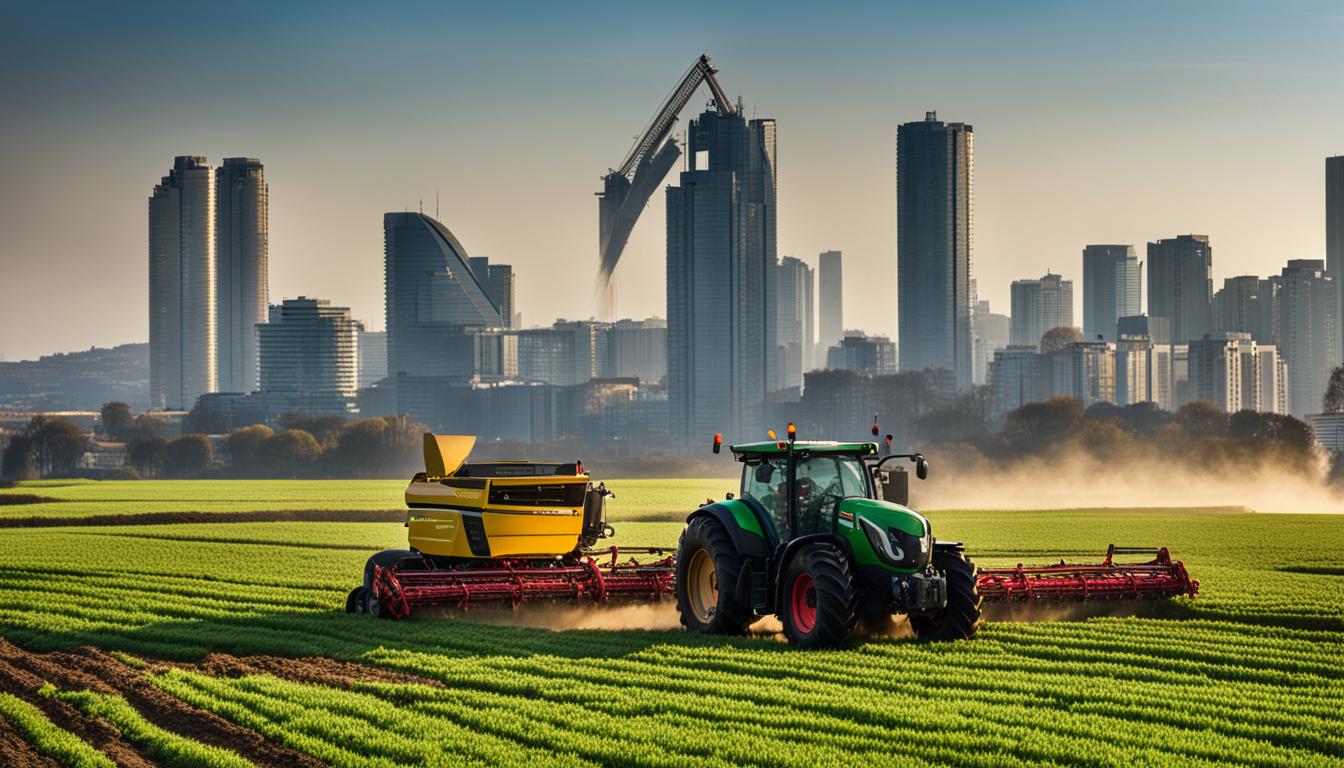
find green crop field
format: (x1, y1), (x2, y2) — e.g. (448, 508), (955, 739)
(0, 478), (1341, 767)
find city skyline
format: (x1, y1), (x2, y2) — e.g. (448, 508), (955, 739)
(3, 2), (1344, 362)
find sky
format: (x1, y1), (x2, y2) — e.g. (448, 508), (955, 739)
(1, 0), (1342, 362)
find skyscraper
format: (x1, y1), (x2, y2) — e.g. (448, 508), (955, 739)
(469, 256), (517, 329)
(1147, 234), (1213, 344)
(1211, 276), (1261, 337)
(355, 325), (387, 389)
(1278, 259), (1338, 417)
(1082, 244), (1140, 341)
(666, 108), (778, 444)
(384, 212), (503, 380)
(1328, 156), (1344, 360)
(897, 112), (973, 388)
(148, 156), (216, 410)
(818, 250), (843, 366)
(1010, 273), (1074, 347)
(215, 157), (268, 393)
(776, 255), (815, 391)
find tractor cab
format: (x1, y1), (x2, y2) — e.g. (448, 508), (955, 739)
(733, 440), (881, 540)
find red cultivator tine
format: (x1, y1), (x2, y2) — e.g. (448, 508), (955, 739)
(976, 546), (1198, 603)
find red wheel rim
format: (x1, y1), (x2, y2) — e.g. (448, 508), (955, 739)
(790, 572), (817, 634)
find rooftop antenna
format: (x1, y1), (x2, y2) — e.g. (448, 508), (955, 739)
(436, 190), (440, 219)
(419, 199), (423, 215)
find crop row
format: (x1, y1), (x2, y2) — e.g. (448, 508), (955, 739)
(46, 686), (256, 768)
(0, 691), (115, 768)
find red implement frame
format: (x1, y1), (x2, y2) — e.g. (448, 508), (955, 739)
(976, 545), (1198, 602)
(373, 546), (676, 619)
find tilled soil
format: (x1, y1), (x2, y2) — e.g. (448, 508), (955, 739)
(0, 508), (404, 528)
(195, 652), (445, 691)
(0, 640), (324, 768)
(0, 716), (60, 768)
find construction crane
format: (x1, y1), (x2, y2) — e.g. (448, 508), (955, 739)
(596, 54), (734, 315)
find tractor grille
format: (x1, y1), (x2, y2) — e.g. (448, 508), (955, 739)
(488, 482), (587, 507)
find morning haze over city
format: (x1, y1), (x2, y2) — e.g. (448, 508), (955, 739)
(4, 5), (1344, 767)
(1, 1), (1343, 451)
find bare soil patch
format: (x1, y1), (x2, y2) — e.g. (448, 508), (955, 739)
(0, 509), (403, 528)
(195, 652), (444, 691)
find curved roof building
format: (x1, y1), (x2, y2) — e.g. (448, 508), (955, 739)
(383, 212), (503, 379)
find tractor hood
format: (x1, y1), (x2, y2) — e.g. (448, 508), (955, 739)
(838, 497), (932, 573)
(839, 497), (928, 537)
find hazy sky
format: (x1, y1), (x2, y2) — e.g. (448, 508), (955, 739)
(2, 1), (1342, 361)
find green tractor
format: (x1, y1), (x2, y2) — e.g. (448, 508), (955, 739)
(675, 428), (982, 648)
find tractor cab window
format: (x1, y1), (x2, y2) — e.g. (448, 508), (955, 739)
(795, 455), (869, 534)
(741, 458), (790, 538)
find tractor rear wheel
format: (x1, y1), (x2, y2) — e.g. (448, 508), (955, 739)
(909, 551), (983, 641)
(781, 543), (856, 649)
(676, 516), (751, 635)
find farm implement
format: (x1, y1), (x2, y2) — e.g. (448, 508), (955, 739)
(348, 432), (1197, 647)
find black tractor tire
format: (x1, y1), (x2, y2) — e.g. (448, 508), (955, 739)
(909, 551), (983, 641)
(676, 516), (752, 635)
(780, 543), (857, 649)
(346, 586), (367, 614)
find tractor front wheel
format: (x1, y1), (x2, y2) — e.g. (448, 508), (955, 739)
(676, 516), (751, 635)
(781, 543), (856, 649)
(909, 551), (983, 641)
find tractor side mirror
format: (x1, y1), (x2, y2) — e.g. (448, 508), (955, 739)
(916, 456), (929, 480)
(754, 463), (775, 484)
(879, 469), (909, 506)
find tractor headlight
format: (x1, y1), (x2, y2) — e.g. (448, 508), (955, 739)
(859, 517), (932, 570)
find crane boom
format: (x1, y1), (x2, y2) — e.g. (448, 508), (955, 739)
(615, 54), (735, 179)
(598, 54), (735, 316)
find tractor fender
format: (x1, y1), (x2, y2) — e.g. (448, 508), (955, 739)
(772, 533), (854, 613)
(685, 502), (772, 560)
(933, 540), (965, 555)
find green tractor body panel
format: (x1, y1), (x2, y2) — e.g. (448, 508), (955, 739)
(716, 498), (766, 539)
(837, 497), (930, 574)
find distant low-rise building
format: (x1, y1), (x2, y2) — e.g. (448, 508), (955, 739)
(827, 331), (897, 375)
(1309, 412), (1344, 454)
(1187, 331), (1289, 414)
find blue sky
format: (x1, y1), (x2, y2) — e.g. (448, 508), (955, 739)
(2, 1), (1342, 359)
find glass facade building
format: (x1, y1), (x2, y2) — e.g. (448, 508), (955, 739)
(383, 212), (504, 381)
(148, 156), (216, 410)
(1010, 273), (1074, 347)
(897, 112), (973, 388)
(1147, 234), (1213, 345)
(1082, 244), (1140, 342)
(215, 157), (269, 393)
(666, 109), (778, 446)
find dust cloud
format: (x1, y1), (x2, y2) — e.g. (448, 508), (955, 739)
(424, 601), (685, 631)
(916, 449), (1342, 514)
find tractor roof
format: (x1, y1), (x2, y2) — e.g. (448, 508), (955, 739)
(730, 440), (879, 456)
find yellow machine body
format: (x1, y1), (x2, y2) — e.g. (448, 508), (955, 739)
(405, 434), (593, 559)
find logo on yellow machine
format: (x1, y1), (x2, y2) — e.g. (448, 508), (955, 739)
(450, 488), (482, 500)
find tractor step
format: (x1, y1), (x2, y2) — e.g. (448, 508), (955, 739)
(976, 545), (1198, 602)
